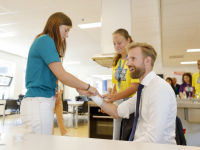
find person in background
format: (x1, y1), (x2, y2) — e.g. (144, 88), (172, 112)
(20, 12), (99, 135)
(86, 42), (177, 144)
(108, 87), (112, 94)
(102, 29), (139, 141)
(192, 60), (200, 98)
(179, 73), (194, 99)
(53, 80), (70, 136)
(172, 77), (180, 95)
(166, 77), (176, 94)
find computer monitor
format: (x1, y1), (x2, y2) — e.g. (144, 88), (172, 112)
(0, 76), (13, 86)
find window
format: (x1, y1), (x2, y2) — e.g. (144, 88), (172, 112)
(0, 61), (12, 99)
(96, 81), (103, 95)
(0, 62), (10, 76)
(22, 65), (27, 95)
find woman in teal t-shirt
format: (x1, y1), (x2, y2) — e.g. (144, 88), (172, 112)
(20, 12), (100, 135)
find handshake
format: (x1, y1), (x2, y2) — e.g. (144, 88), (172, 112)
(76, 88), (103, 106)
(76, 88), (117, 107)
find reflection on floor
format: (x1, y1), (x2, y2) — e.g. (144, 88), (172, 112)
(0, 113), (88, 138)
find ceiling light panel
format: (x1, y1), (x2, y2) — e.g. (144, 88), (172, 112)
(180, 61), (197, 64)
(0, 32), (15, 38)
(78, 22), (101, 29)
(187, 49), (200, 52)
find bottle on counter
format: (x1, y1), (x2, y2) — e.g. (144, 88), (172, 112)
(2, 93), (4, 100)
(183, 91), (187, 99)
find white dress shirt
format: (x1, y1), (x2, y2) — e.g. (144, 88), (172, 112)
(117, 71), (177, 144)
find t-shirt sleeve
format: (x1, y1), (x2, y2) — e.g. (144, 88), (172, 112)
(37, 36), (61, 65)
(179, 84), (183, 93)
(131, 79), (140, 83)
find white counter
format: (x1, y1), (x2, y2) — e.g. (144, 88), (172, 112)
(0, 133), (199, 150)
(177, 99), (200, 108)
(0, 100), (6, 117)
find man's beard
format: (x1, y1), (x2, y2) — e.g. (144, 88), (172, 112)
(130, 63), (146, 79)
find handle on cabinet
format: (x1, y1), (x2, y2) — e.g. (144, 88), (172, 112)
(93, 116), (113, 119)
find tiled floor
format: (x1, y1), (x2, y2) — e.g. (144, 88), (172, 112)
(0, 113), (89, 138)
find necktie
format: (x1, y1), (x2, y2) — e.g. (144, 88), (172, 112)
(128, 84), (144, 141)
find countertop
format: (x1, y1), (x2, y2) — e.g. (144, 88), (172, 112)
(177, 99), (200, 108)
(88, 99), (200, 109)
(1, 133), (199, 150)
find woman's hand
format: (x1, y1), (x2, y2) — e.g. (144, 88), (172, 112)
(102, 94), (116, 103)
(55, 99), (60, 105)
(76, 86), (102, 97)
(76, 88), (92, 96)
(88, 86), (102, 97)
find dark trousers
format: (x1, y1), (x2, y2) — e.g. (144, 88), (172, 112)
(119, 112), (135, 141)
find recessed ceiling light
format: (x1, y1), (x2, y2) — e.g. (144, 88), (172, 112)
(0, 33), (15, 38)
(187, 49), (200, 52)
(63, 61), (81, 65)
(180, 61), (197, 64)
(78, 22), (101, 29)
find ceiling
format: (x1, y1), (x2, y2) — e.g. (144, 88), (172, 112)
(0, 0), (199, 68)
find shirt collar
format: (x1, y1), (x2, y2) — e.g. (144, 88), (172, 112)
(141, 71), (156, 87)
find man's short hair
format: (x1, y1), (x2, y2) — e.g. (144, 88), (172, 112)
(127, 42), (157, 67)
(172, 77), (177, 81)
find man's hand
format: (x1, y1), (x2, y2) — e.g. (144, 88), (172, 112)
(101, 108), (107, 114)
(102, 94), (117, 103)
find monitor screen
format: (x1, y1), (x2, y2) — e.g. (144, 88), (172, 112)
(157, 74), (164, 79)
(0, 76), (13, 86)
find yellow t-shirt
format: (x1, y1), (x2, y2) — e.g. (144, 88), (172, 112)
(192, 72), (200, 97)
(112, 58), (140, 97)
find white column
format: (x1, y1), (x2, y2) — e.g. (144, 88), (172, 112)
(101, 0), (132, 54)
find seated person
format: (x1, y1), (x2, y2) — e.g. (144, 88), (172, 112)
(179, 73), (194, 99)
(166, 77), (176, 94)
(78, 42), (177, 144)
(172, 77), (180, 95)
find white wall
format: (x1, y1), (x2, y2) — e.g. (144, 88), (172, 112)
(154, 62), (197, 79)
(107, 80), (112, 89)
(0, 50), (27, 99)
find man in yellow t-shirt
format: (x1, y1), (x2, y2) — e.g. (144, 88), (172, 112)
(192, 60), (200, 98)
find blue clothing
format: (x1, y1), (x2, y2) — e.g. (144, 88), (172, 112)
(24, 34), (61, 98)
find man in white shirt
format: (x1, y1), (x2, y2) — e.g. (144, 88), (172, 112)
(80, 42), (177, 144)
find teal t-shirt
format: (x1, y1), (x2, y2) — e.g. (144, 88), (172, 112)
(24, 34), (61, 98)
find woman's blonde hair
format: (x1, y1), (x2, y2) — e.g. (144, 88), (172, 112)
(112, 29), (133, 67)
(36, 12), (72, 61)
(127, 42), (157, 67)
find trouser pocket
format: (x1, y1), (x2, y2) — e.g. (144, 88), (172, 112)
(20, 98), (32, 125)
